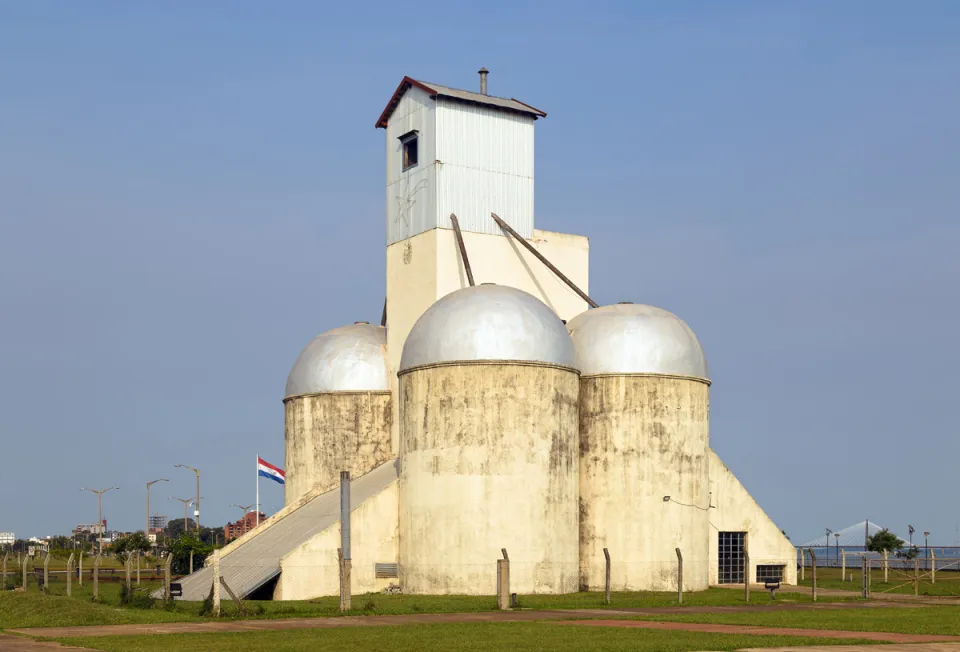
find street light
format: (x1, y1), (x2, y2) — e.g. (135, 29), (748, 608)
(174, 464), (201, 529)
(924, 531), (931, 560)
(80, 486), (119, 555)
(230, 504), (255, 536)
(146, 478), (169, 538)
(171, 497), (195, 532)
(834, 532), (840, 564)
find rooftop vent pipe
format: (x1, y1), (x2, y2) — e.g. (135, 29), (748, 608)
(478, 67), (489, 95)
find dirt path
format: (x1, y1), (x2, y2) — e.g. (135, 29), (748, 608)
(555, 619), (960, 644)
(738, 645), (960, 652)
(5, 600), (934, 639)
(0, 634), (94, 651)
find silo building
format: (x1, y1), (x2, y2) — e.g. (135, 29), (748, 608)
(165, 69), (796, 602)
(398, 285), (580, 594)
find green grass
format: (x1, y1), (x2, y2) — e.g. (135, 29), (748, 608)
(632, 605), (960, 636)
(53, 622), (878, 652)
(0, 583), (853, 630)
(0, 592), (201, 629)
(799, 566), (960, 597)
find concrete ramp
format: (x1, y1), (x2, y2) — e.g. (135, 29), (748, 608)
(156, 459), (398, 601)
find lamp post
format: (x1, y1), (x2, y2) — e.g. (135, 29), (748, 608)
(145, 479), (168, 537)
(834, 532), (840, 565)
(230, 504), (255, 536)
(908, 524), (915, 547)
(175, 464), (201, 529)
(924, 531), (930, 560)
(825, 528), (832, 565)
(171, 497), (194, 532)
(81, 487), (119, 555)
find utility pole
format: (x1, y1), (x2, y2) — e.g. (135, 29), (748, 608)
(81, 487), (118, 555)
(146, 479), (168, 536)
(175, 464), (201, 529)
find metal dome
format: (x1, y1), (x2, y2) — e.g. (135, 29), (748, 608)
(399, 285), (576, 372)
(284, 323), (390, 398)
(567, 303), (709, 380)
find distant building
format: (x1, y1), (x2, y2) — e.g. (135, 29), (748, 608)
(74, 521), (107, 536)
(224, 512), (265, 542)
(0, 532), (14, 546)
(148, 514), (168, 534)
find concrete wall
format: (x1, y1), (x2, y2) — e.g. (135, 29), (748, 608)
(283, 392), (392, 505)
(385, 226), (589, 454)
(579, 375), (711, 591)
(277, 480), (399, 600)
(708, 449), (797, 585)
(399, 363), (580, 595)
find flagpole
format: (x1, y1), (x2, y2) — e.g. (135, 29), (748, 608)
(256, 454), (260, 527)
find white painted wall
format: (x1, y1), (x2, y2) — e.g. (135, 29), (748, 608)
(277, 481), (399, 600)
(708, 449), (797, 585)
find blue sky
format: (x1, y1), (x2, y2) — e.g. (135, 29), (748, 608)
(1, 1), (958, 544)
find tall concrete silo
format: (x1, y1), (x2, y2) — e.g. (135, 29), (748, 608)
(283, 323), (392, 505)
(569, 303), (710, 591)
(398, 285), (580, 595)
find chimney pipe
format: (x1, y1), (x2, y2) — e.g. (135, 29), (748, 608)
(478, 67), (488, 95)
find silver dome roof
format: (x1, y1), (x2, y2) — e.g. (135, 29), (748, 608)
(567, 303), (709, 380)
(284, 323), (390, 398)
(399, 285), (576, 372)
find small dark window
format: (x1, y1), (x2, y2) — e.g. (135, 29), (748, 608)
(400, 131), (419, 171)
(756, 565), (785, 583)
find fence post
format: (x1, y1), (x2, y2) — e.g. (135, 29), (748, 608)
(497, 548), (510, 611)
(43, 553), (51, 593)
(78, 551), (83, 587)
(136, 551), (141, 587)
(841, 548), (846, 581)
(21, 555), (28, 591)
(883, 549), (888, 583)
(189, 551), (194, 575)
(92, 555), (101, 600)
(163, 554), (173, 603)
(338, 548), (352, 612)
(211, 549), (221, 617)
(809, 548), (817, 602)
(744, 550), (750, 602)
(914, 557), (919, 597)
(2, 552), (7, 590)
(675, 548), (683, 604)
(800, 548), (804, 581)
(861, 555), (868, 598)
(931, 548), (936, 585)
(603, 548), (611, 605)
(66, 553), (74, 597)
(125, 553), (133, 591)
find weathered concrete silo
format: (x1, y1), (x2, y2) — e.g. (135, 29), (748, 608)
(398, 285), (580, 595)
(283, 323), (392, 504)
(569, 303), (710, 591)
